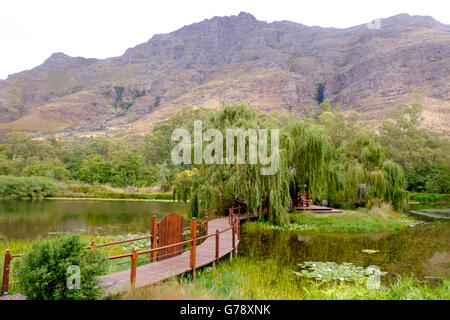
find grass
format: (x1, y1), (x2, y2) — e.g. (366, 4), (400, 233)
(53, 182), (174, 201)
(245, 205), (419, 235)
(121, 255), (450, 300)
(46, 197), (176, 202)
(409, 193), (450, 203)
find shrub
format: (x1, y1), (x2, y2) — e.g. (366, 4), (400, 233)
(17, 234), (108, 300)
(23, 159), (70, 181)
(65, 182), (107, 195)
(409, 193), (450, 203)
(78, 156), (114, 184)
(365, 198), (377, 209)
(0, 175), (56, 199)
(93, 191), (173, 200)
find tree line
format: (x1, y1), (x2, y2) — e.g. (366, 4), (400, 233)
(0, 101), (448, 207)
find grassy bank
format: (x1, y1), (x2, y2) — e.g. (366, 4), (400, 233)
(0, 178), (175, 201)
(409, 193), (450, 203)
(245, 205), (418, 234)
(121, 256), (450, 300)
(53, 182), (174, 200)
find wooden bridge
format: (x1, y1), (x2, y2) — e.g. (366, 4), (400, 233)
(2, 205), (259, 297)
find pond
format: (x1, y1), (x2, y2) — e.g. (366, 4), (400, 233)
(407, 202), (450, 220)
(240, 204), (450, 282)
(1, 199), (448, 282)
(0, 199), (188, 240)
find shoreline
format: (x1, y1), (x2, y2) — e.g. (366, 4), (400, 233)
(45, 197), (181, 202)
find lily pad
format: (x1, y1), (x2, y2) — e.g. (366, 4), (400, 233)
(294, 261), (386, 283)
(361, 249), (379, 254)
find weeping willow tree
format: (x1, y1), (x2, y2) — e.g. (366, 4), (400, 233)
(173, 103), (332, 226)
(326, 132), (407, 209)
(285, 122), (331, 202)
(173, 103), (408, 225)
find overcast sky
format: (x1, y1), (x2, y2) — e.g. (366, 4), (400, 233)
(0, 0), (449, 79)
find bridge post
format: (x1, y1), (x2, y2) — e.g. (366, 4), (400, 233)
(150, 215), (157, 262)
(215, 229), (219, 267)
(130, 248), (138, 290)
(237, 217), (241, 241)
(2, 249), (11, 296)
(190, 218), (197, 279)
(232, 218), (236, 254)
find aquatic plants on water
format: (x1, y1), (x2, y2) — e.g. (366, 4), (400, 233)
(361, 249), (379, 254)
(293, 261), (386, 282)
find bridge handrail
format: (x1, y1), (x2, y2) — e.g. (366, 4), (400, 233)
(87, 234), (153, 249)
(2, 204), (246, 295)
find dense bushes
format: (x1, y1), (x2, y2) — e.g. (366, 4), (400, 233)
(17, 234), (108, 300)
(409, 193), (450, 203)
(23, 159), (70, 181)
(59, 182), (173, 200)
(93, 191), (174, 200)
(0, 175), (56, 199)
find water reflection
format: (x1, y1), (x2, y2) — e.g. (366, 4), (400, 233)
(240, 221), (450, 280)
(0, 200), (187, 239)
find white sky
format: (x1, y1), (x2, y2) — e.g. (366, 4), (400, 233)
(0, 0), (449, 79)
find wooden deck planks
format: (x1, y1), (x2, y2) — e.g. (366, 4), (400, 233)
(101, 217), (238, 296)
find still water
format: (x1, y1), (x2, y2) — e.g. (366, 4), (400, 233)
(1, 199), (448, 279)
(240, 203), (450, 280)
(0, 199), (188, 240)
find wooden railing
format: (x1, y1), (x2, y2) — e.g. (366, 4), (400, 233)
(1, 205), (245, 295)
(1, 251), (22, 296)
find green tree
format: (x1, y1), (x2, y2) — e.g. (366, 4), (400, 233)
(17, 234), (108, 300)
(318, 108), (361, 148)
(78, 156), (113, 184)
(327, 132), (407, 209)
(174, 103), (330, 225)
(315, 99), (333, 119)
(174, 103), (409, 224)
(140, 106), (213, 165)
(0, 176), (56, 199)
(23, 159), (70, 181)
(156, 162), (171, 191)
(0, 153), (19, 175)
(379, 104), (448, 191)
(113, 152), (145, 187)
(425, 164), (450, 193)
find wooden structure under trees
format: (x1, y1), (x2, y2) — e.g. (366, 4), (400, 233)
(291, 191), (342, 214)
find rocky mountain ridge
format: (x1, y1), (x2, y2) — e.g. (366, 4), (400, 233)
(0, 12), (448, 137)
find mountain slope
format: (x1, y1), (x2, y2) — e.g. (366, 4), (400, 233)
(0, 12), (448, 136)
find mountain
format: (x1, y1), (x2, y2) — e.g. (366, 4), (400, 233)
(0, 12), (448, 137)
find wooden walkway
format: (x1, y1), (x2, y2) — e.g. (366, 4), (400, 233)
(101, 217), (238, 296)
